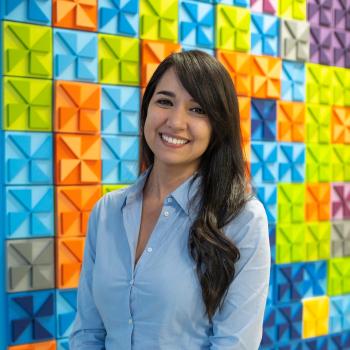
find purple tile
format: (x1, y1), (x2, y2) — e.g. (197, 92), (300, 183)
(332, 29), (350, 67)
(333, 0), (350, 30)
(310, 26), (332, 65)
(308, 0), (333, 27)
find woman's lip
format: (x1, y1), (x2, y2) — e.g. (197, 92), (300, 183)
(159, 132), (190, 142)
(159, 133), (190, 147)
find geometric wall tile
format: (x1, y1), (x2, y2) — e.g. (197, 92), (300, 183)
(328, 257), (350, 296)
(238, 96), (251, 142)
(180, 0), (214, 49)
(215, 4), (250, 51)
(332, 0), (350, 30)
(278, 183), (305, 224)
(332, 67), (350, 107)
(269, 223), (276, 263)
(309, 25), (332, 66)
(279, 0), (306, 20)
(305, 104), (331, 144)
(54, 29), (98, 82)
(57, 339), (69, 350)
(1, 0), (51, 25)
(302, 261), (327, 298)
(56, 289), (77, 338)
(307, 0), (332, 27)
(332, 144), (350, 182)
(331, 106), (350, 143)
(216, 50), (252, 96)
(254, 183), (277, 223)
(329, 295), (350, 334)
(54, 134), (101, 185)
(306, 63), (332, 105)
(278, 143), (305, 182)
(101, 85), (140, 135)
(141, 40), (181, 88)
(306, 144), (332, 182)
(98, 34), (139, 85)
(8, 290), (56, 345)
(101, 135), (139, 183)
(53, 0), (97, 31)
(56, 185), (102, 237)
(56, 237), (85, 289)
(4, 186), (54, 239)
(251, 99), (276, 141)
(332, 29), (350, 68)
(329, 332), (350, 349)
(331, 221), (350, 258)
(260, 304), (276, 347)
(3, 21), (52, 78)
(2, 77), (52, 131)
(281, 60), (305, 101)
(305, 183), (330, 222)
(302, 296), (329, 339)
(102, 184), (129, 195)
(250, 0), (278, 15)
(280, 19), (309, 62)
(305, 222), (331, 261)
(276, 302), (303, 343)
(331, 184), (350, 220)
(54, 81), (101, 134)
(216, 0), (249, 6)
(277, 101), (305, 142)
(98, 0), (139, 36)
(251, 13), (279, 56)
(139, 0), (178, 42)
(251, 55), (281, 99)
(4, 132), (53, 185)
(8, 340), (57, 349)
(7, 238), (54, 292)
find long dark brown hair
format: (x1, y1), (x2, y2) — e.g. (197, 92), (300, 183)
(140, 50), (250, 322)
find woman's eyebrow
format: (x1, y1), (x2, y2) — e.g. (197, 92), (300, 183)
(156, 90), (176, 97)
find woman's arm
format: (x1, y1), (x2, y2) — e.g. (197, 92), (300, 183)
(69, 203), (106, 350)
(209, 199), (271, 350)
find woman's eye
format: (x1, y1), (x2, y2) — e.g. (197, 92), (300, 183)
(191, 107), (206, 115)
(156, 99), (172, 106)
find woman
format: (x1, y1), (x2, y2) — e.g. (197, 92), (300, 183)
(69, 50), (270, 350)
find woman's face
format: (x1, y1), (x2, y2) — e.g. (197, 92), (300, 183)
(144, 68), (212, 173)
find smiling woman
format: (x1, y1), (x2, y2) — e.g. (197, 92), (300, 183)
(70, 50), (270, 350)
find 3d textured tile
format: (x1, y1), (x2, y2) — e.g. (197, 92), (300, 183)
(281, 61), (305, 101)
(53, 0), (97, 31)
(215, 4), (250, 51)
(57, 339), (69, 350)
(54, 81), (101, 134)
(56, 289), (77, 338)
(331, 183), (350, 220)
(302, 296), (329, 338)
(141, 40), (181, 87)
(8, 290), (56, 345)
(238, 96), (251, 141)
(216, 50), (252, 96)
(306, 63), (332, 105)
(332, 29), (350, 68)
(55, 133), (101, 185)
(3, 21), (52, 78)
(331, 106), (350, 143)
(251, 13), (279, 56)
(277, 101), (305, 142)
(139, 0), (178, 42)
(7, 238), (54, 292)
(4, 186), (54, 239)
(306, 144), (332, 182)
(276, 302), (303, 343)
(54, 28), (98, 82)
(329, 295), (350, 334)
(332, 0), (350, 30)
(254, 183), (277, 223)
(102, 135), (139, 183)
(309, 25), (332, 66)
(328, 257), (350, 296)
(180, 1), (214, 49)
(8, 340), (56, 349)
(305, 104), (331, 143)
(250, 0), (277, 14)
(251, 99), (276, 141)
(4, 132), (53, 185)
(277, 143), (305, 182)
(56, 237), (85, 289)
(332, 144), (350, 182)
(278, 183), (305, 223)
(2, 77), (52, 131)
(279, 0), (306, 20)
(302, 261), (327, 297)
(56, 185), (101, 237)
(305, 222), (331, 261)
(332, 67), (350, 107)
(98, 34), (139, 85)
(280, 19), (309, 62)
(331, 221), (350, 258)
(307, 0), (332, 27)
(305, 183), (330, 222)
(98, 0), (139, 36)
(1, 0), (51, 25)
(216, 0), (249, 6)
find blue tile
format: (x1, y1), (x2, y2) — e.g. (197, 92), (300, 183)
(56, 289), (77, 339)
(278, 143), (305, 182)
(251, 99), (277, 141)
(281, 61), (305, 102)
(254, 183), (277, 223)
(329, 295), (350, 334)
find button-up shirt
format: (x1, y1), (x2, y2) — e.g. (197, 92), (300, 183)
(69, 170), (270, 350)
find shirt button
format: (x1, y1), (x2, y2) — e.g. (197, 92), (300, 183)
(128, 318), (132, 324)
(164, 210), (169, 217)
(147, 247), (153, 252)
(167, 197), (173, 203)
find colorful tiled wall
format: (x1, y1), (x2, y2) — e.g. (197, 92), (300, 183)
(0, 0), (349, 349)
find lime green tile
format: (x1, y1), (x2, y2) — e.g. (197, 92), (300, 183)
(3, 76), (52, 131)
(332, 145), (350, 182)
(328, 257), (350, 296)
(305, 222), (331, 261)
(279, 0), (306, 20)
(278, 183), (305, 224)
(306, 144), (332, 182)
(216, 5), (250, 52)
(3, 21), (52, 78)
(332, 67), (350, 107)
(140, 0), (178, 42)
(98, 34), (139, 85)
(102, 184), (129, 195)
(305, 104), (331, 144)
(306, 63), (332, 105)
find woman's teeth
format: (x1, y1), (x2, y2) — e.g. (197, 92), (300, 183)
(161, 134), (188, 145)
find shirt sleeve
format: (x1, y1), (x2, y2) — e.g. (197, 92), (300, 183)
(69, 201), (106, 350)
(209, 199), (271, 350)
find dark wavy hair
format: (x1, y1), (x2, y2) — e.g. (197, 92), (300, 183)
(140, 50), (250, 322)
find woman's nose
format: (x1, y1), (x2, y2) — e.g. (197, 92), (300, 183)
(166, 106), (187, 130)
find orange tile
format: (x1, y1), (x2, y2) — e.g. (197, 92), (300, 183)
(305, 183), (330, 221)
(332, 106), (350, 144)
(56, 185), (102, 237)
(141, 40), (181, 87)
(8, 340), (56, 350)
(55, 133), (101, 185)
(55, 81), (101, 134)
(53, 0), (97, 31)
(251, 55), (281, 99)
(217, 50), (252, 96)
(238, 96), (251, 142)
(277, 101), (305, 142)
(56, 237), (85, 289)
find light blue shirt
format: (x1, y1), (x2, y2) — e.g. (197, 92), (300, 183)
(69, 170), (270, 350)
